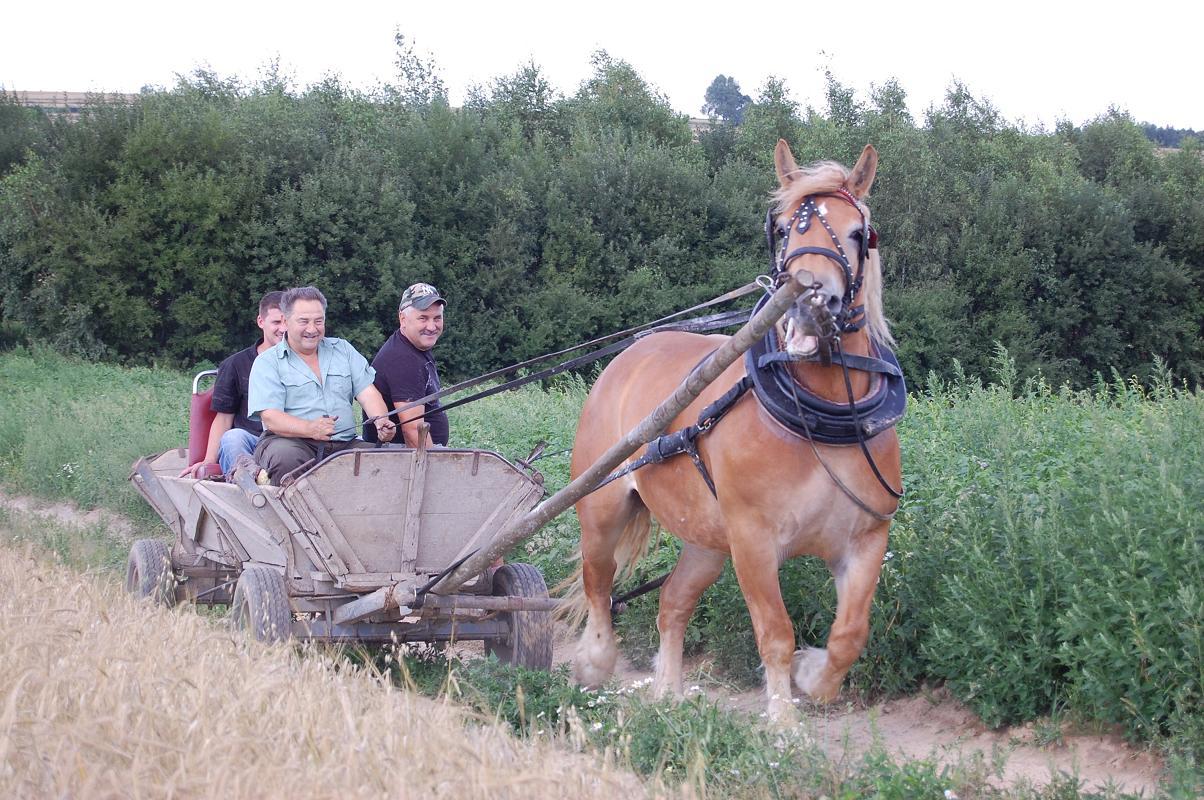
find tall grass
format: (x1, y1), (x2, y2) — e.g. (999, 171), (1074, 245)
(0, 523), (659, 799)
(1, 347), (1200, 769)
(0, 346), (187, 522)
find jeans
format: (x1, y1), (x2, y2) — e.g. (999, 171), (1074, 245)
(218, 428), (260, 475)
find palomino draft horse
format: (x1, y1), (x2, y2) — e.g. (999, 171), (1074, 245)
(567, 140), (903, 722)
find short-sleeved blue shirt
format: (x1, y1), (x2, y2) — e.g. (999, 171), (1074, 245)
(248, 337), (376, 442)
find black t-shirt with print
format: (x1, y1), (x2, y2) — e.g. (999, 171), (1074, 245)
(210, 343), (263, 435)
(363, 330), (449, 445)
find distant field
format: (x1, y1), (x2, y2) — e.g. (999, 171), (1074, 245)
(1, 347), (1201, 793)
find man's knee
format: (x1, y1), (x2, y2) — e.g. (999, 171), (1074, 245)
(219, 428), (256, 456)
(217, 428), (258, 475)
(254, 435), (316, 485)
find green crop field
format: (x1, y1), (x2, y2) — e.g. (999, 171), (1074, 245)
(1, 347), (1201, 797)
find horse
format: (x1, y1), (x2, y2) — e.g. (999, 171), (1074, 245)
(564, 140), (903, 723)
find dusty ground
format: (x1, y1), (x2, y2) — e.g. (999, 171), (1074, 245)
(1, 489), (1166, 796)
(0, 487), (138, 544)
(554, 622), (1165, 796)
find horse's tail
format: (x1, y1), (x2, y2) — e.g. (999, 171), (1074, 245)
(554, 504), (654, 629)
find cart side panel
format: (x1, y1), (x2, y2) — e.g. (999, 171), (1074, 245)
(192, 482), (291, 568)
(283, 449), (541, 577)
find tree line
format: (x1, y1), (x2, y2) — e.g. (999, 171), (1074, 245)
(2, 50), (1202, 388)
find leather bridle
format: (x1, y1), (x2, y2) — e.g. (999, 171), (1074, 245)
(764, 188), (878, 336)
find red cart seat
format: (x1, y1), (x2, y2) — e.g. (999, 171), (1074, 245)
(187, 370), (222, 479)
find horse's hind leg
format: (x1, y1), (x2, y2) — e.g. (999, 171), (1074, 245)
(651, 542), (726, 699)
(573, 490), (650, 688)
(794, 523), (890, 701)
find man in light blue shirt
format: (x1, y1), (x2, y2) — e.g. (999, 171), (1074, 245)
(248, 286), (396, 485)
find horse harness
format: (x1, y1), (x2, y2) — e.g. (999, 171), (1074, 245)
(600, 192), (905, 520)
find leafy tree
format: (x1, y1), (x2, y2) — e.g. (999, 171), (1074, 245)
(1, 58), (1201, 388)
(0, 91), (51, 178)
(701, 75), (751, 124)
(386, 31), (447, 107)
(1140, 122), (1202, 148)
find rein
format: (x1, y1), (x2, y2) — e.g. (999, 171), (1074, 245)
(340, 283), (759, 438)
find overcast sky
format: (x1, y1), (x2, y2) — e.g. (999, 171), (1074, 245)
(4, 0), (1200, 130)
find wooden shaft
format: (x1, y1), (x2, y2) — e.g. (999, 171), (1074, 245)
(434, 272), (813, 594)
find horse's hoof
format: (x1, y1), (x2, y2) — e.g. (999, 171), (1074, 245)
(766, 696), (802, 728)
(792, 646), (837, 701)
(572, 642), (618, 688)
(572, 657), (612, 689)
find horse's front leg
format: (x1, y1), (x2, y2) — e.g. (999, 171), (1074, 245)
(793, 522), (890, 701)
(652, 542), (726, 699)
(728, 532), (797, 724)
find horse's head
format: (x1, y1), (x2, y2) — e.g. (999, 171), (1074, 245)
(769, 140), (890, 358)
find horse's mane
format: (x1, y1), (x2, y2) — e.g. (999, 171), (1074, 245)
(772, 161), (894, 348)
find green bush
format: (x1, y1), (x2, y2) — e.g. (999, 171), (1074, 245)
(4, 68), (1203, 387)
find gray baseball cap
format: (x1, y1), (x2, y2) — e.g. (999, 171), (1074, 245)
(399, 282), (445, 312)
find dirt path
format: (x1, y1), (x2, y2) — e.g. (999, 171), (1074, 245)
(1, 489), (1165, 795)
(553, 626), (1165, 796)
(0, 487), (138, 544)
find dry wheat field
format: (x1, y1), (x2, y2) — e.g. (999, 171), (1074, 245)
(0, 536), (668, 799)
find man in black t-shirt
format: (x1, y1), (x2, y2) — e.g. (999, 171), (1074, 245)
(363, 282), (449, 448)
(179, 291), (287, 477)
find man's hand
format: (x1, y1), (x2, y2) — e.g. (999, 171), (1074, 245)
(373, 417), (397, 443)
(307, 415), (336, 441)
(178, 462), (209, 478)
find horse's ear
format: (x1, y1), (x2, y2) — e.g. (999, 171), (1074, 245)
(847, 144), (878, 198)
(774, 139), (799, 188)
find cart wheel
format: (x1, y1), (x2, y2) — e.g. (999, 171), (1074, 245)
(230, 566), (292, 643)
(125, 539), (175, 606)
(485, 563), (553, 670)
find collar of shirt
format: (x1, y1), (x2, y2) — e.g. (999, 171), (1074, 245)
(274, 336), (338, 383)
(394, 329), (435, 361)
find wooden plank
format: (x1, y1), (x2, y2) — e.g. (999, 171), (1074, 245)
(290, 481), (367, 573)
(266, 488), (350, 579)
(446, 479), (543, 566)
(399, 425), (431, 573)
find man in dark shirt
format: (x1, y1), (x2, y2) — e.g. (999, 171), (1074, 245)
(179, 291), (287, 477)
(363, 282), (449, 448)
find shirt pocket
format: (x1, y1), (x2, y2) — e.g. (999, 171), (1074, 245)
(280, 371), (323, 412)
(325, 363), (354, 401)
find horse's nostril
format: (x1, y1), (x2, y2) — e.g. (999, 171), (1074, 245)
(827, 294), (843, 315)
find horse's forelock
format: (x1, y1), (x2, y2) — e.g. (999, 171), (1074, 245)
(772, 159), (892, 347)
(772, 161), (851, 218)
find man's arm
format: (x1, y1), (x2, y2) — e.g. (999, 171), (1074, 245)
(259, 409), (336, 440)
(394, 401), (433, 448)
(178, 412), (234, 477)
(357, 385), (397, 443)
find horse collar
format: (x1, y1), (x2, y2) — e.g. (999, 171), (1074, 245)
(744, 294), (907, 446)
